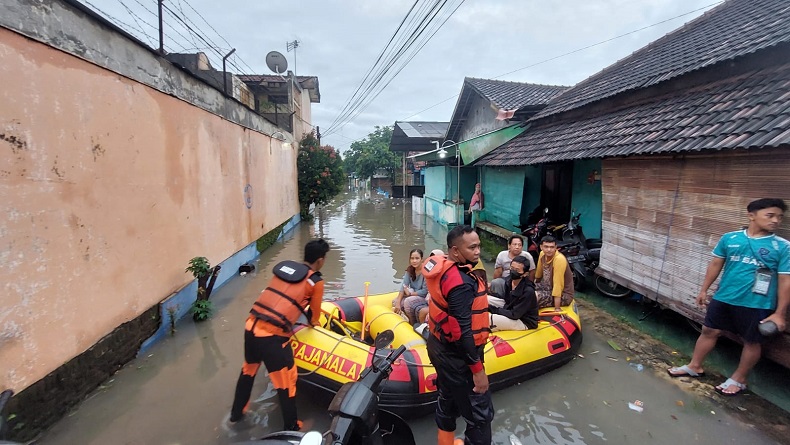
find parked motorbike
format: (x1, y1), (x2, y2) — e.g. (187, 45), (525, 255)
(561, 211), (602, 249)
(515, 207), (553, 263)
(557, 240), (600, 292)
(242, 329), (415, 445)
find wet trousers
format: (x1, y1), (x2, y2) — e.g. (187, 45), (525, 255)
(230, 331), (299, 430)
(427, 338), (494, 445)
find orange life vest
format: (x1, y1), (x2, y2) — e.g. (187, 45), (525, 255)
(423, 256), (490, 346)
(249, 260), (320, 335)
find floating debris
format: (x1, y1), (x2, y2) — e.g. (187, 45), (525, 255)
(590, 350), (599, 354)
(606, 356), (619, 362)
(628, 400), (644, 413)
(671, 414), (678, 420)
(577, 354), (585, 359)
(607, 340), (622, 351)
(676, 400), (685, 407)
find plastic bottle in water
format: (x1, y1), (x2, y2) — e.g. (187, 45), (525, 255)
(629, 363), (644, 372)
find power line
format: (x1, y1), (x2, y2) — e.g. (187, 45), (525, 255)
(331, 0), (466, 136)
(399, 0), (724, 121)
(324, 0), (423, 133)
(325, 0), (449, 135)
(325, 0), (465, 137)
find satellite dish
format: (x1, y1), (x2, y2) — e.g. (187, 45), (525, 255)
(265, 51), (288, 74)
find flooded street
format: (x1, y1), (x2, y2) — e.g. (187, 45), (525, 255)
(37, 192), (782, 445)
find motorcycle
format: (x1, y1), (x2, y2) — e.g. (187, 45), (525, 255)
(561, 211), (602, 249)
(515, 207), (564, 264)
(557, 240), (600, 292)
(559, 211), (630, 298)
(243, 329), (415, 445)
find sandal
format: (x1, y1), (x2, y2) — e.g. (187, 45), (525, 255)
(715, 377), (747, 396)
(667, 364), (705, 378)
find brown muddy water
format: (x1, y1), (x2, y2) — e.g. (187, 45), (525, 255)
(36, 191), (782, 445)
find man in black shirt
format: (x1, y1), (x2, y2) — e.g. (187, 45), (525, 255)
(488, 255), (539, 331)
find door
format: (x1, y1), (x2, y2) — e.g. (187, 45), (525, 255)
(541, 162), (574, 224)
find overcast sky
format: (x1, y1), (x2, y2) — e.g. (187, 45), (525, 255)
(94, 0), (722, 152)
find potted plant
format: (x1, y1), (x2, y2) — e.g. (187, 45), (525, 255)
(185, 257), (221, 322)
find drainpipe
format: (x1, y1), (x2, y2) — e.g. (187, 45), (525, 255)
(222, 48), (236, 96)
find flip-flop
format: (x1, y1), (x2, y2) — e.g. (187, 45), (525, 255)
(667, 364), (705, 378)
(715, 378), (747, 396)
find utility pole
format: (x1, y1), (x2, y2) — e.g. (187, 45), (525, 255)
(316, 126), (321, 145)
(157, 0), (164, 55)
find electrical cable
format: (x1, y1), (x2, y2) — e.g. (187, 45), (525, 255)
(325, 0), (450, 135)
(324, 0), (425, 133)
(398, 0), (724, 122)
(325, 0), (463, 137)
(332, 0), (466, 137)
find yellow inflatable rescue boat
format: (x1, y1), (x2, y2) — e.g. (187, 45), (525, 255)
(291, 291), (582, 417)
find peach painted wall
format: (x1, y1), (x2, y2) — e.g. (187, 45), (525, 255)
(0, 27), (299, 391)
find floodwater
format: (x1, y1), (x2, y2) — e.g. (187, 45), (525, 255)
(36, 191), (781, 445)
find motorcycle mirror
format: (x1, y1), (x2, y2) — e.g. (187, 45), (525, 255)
(374, 329), (395, 350)
(299, 431), (323, 445)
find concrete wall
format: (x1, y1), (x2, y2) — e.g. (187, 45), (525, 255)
(0, 0), (298, 392)
(423, 166), (461, 225)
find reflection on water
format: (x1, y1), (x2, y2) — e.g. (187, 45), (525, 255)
(493, 405), (595, 444)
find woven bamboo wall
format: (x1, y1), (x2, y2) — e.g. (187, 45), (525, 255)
(598, 148), (790, 324)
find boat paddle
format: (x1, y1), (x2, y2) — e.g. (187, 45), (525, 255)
(361, 281), (371, 342)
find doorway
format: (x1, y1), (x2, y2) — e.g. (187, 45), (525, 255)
(541, 162), (574, 224)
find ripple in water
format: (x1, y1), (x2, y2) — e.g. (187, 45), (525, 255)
(493, 405), (606, 444)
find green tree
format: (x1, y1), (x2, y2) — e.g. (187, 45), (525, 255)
(297, 132), (344, 220)
(344, 126), (400, 180)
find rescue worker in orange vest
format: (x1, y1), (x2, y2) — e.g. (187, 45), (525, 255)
(229, 239), (329, 430)
(423, 225), (493, 445)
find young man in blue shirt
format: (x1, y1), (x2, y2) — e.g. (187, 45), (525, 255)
(668, 198), (789, 396)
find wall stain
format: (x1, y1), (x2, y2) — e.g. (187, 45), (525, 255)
(1, 133), (27, 153)
(51, 158), (64, 179)
(91, 142), (105, 161)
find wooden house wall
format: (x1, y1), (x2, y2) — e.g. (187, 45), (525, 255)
(597, 148), (790, 364)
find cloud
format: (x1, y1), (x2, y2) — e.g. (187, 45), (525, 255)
(93, 0), (719, 151)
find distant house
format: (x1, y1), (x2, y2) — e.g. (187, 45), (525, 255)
(477, 0), (790, 367)
(238, 74), (321, 139)
(415, 77), (568, 226)
(388, 121), (449, 198)
(165, 52), (254, 108)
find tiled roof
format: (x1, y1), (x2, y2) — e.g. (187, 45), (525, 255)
(477, 62), (790, 166)
(465, 77), (568, 111)
(535, 0), (790, 119)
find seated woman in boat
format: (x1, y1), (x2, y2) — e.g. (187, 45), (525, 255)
(392, 248), (429, 325)
(487, 255), (539, 331)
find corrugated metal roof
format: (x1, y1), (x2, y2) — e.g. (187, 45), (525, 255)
(395, 121), (448, 138)
(534, 0), (790, 119)
(477, 62), (790, 166)
(389, 121), (450, 152)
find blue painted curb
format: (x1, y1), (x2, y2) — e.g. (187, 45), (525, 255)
(138, 214), (300, 356)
